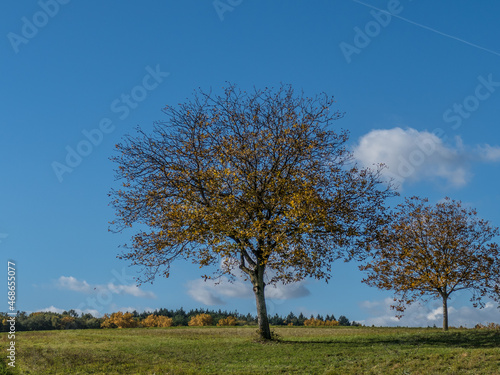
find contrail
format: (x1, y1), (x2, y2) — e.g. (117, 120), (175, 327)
(350, 0), (500, 58)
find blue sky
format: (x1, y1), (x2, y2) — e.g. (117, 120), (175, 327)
(1, 0), (500, 327)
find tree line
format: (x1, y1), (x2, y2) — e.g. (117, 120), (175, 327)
(0, 308), (358, 332)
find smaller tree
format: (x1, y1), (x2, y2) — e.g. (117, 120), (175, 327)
(361, 197), (500, 331)
(25, 312), (56, 331)
(60, 316), (77, 330)
(80, 314), (101, 329)
(297, 313), (306, 326)
(63, 309), (79, 318)
(285, 312), (298, 326)
(269, 314), (284, 326)
(337, 315), (350, 326)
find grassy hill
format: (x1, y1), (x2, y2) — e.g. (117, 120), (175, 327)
(1, 326), (499, 374)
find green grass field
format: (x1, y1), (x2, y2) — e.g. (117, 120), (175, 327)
(1, 326), (499, 374)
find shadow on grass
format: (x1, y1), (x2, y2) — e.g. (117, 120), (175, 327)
(282, 330), (500, 349)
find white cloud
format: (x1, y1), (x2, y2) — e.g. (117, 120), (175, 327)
(353, 127), (500, 188)
(186, 259), (311, 306)
(476, 144), (500, 161)
(187, 280), (228, 305)
(57, 276), (92, 293)
(105, 283), (156, 299)
(359, 297), (500, 328)
(55, 276), (156, 299)
(186, 274), (310, 306)
(266, 282), (310, 300)
(450, 302), (500, 327)
(39, 305), (66, 314)
(38, 305), (100, 317)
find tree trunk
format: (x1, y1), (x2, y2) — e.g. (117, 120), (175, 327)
(251, 265), (271, 340)
(442, 295), (449, 331)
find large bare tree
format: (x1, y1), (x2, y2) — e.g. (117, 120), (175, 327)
(361, 196), (500, 331)
(110, 84), (395, 339)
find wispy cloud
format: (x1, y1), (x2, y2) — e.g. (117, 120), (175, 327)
(476, 144), (500, 161)
(186, 271), (310, 306)
(353, 127), (500, 188)
(105, 283), (156, 298)
(266, 282), (310, 300)
(55, 276), (156, 299)
(187, 280), (228, 305)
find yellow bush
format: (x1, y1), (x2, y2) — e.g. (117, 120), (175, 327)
(325, 320), (339, 326)
(101, 312), (138, 328)
(188, 313), (213, 326)
(304, 318), (319, 326)
(475, 322), (500, 330)
(217, 316), (237, 326)
(142, 314), (173, 328)
(304, 318), (339, 327)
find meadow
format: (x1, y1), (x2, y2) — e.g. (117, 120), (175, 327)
(1, 326), (499, 374)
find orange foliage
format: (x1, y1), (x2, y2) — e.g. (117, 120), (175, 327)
(217, 316), (237, 326)
(111, 84), (396, 340)
(188, 313), (213, 326)
(141, 314), (173, 328)
(101, 312), (137, 329)
(362, 197), (500, 331)
(303, 318), (339, 327)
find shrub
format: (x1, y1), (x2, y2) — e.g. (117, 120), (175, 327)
(217, 316), (237, 326)
(142, 314), (173, 328)
(474, 322), (500, 330)
(188, 313), (213, 326)
(304, 318), (339, 327)
(101, 312), (137, 329)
